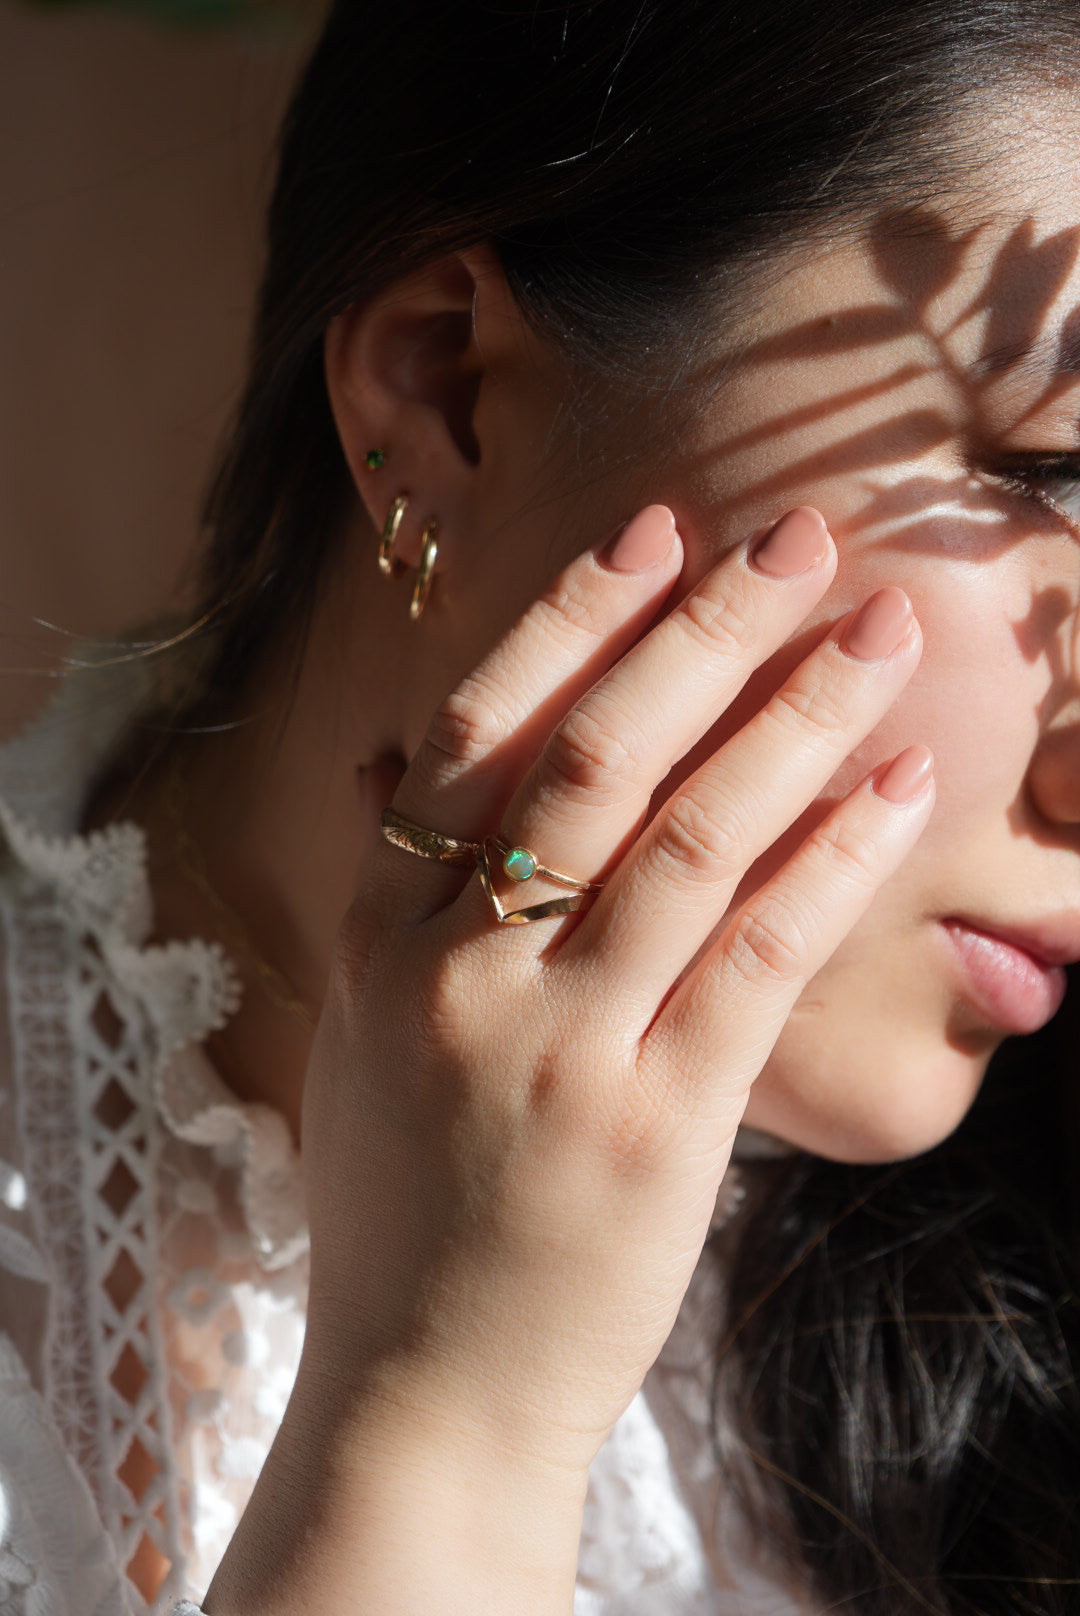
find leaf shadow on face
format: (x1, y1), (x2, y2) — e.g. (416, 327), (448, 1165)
(651, 204), (1080, 851)
(871, 215), (1080, 774)
(691, 204), (1080, 688)
(710, 207), (1080, 537)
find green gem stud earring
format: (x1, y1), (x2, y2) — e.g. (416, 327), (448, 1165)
(365, 448), (386, 471)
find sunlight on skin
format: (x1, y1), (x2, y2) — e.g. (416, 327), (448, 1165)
(648, 103), (1080, 1160)
(135, 90), (1080, 1171)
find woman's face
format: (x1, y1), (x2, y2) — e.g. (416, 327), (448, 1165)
(690, 111), (1080, 1161)
(409, 95), (1080, 1163)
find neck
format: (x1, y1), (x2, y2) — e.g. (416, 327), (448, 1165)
(91, 525), (415, 1143)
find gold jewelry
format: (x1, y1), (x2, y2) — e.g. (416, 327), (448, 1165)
(409, 521), (439, 623)
(379, 493), (408, 577)
(488, 835), (599, 893)
(379, 806), (478, 866)
(378, 807), (603, 925)
(476, 841), (595, 925)
(163, 757), (319, 1031)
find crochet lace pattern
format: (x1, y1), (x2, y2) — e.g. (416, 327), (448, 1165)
(0, 642), (307, 1609)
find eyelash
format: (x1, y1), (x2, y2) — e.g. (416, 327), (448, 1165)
(996, 454), (1080, 529)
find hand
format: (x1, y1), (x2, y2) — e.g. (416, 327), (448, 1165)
(299, 503), (933, 1481)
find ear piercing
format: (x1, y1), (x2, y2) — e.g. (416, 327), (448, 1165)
(368, 451), (439, 624)
(379, 493), (408, 577)
(409, 521), (439, 624)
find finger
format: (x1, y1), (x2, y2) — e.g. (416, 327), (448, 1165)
(563, 585), (922, 1003)
(376, 506), (682, 915)
(647, 746), (935, 1127)
(495, 507), (836, 901)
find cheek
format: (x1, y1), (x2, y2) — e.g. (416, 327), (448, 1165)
(649, 545), (1043, 889)
(659, 552), (1046, 1161)
(829, 557), (1042, 825)
(740, 560), (1047, 1161)
(746, 992), (992, 1162)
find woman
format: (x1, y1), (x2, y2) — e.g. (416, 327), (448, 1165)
(1, 1), (1078, 1611)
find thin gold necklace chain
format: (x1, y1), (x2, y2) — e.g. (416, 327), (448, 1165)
(162, 756), (319, 1033)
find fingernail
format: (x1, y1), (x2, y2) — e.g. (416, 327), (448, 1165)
(873, 744), (934, 803)
(840, 586), (913, 660)
(747, 507), (831, 578)
(601, 505), (677, 572)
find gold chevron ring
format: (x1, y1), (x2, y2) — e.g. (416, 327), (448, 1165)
(379, 808), (604, 925)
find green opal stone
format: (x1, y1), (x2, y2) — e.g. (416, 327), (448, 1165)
(503, 847), (537, 882)
(365, 448), (386, 470)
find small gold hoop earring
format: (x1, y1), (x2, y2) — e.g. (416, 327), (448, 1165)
(409, 521), (439, 623)
(379, 494), (409, 577)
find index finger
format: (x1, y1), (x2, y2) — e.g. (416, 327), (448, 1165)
(378, 506), (683, 917)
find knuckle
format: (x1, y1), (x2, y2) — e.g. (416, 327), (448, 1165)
(423, 678), (508, 773)
(652, 794), (741, 886)
(604, 1104), (668, 1179)
(534, 582), (607, 648)
(543, 702), (640, 803)
(772, 678), (849, 739)
(416, 963), (472, 1056)
(589, 1075), (676, 1180)
(726, 903), (805, 987)
(409, 946), (493, 1078)
(328, 910), (376, 998)
(677, 584), (756, 659)
(808, 814), (881, 887)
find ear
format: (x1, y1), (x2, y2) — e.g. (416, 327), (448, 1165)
(324, 243), (511, 570)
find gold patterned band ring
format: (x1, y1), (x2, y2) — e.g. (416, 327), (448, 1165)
(379, 807), (479, 867)
(378, 807), (604, 925)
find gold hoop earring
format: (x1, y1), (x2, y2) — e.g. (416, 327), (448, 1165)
(409, 521), (439, 623)
(379, 494), (408, 577)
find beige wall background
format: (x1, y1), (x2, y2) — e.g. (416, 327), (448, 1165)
(0, 0), (326, 735)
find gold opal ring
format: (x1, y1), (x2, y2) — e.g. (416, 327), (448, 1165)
(379, 809), (604, 925)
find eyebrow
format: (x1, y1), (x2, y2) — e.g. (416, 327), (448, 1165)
(973, 319), (1080, 382)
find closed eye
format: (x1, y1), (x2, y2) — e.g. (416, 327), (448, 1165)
(995, 453), (1080, 531)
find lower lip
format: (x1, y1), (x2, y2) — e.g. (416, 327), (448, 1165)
(941, 922), (1067, 1035)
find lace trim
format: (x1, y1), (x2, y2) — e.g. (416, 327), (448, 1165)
(154, 1047), (307, 1273)
(0, 783), (312, 1257)
(0, 641), (309, 1606)
(0, 1330), (132, 1616)
(0, 638), (307, 1270)
(3, 881), (183, 1605)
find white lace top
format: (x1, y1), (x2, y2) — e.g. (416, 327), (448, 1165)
(0, 643), (815, 1615)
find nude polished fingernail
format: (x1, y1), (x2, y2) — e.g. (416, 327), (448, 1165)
(840, 586), (913, 660)
(748, 507), (831, 577)
(601, 505), (677, 572)
(873, 744), (934, 803)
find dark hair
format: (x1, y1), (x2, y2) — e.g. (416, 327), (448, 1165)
(712, 983), (1080, 1614)
(188, 0), (1080, 714)
(186, 3), (1080, 1609)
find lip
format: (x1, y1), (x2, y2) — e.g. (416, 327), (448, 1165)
(941, 917), (1074, 1035)
(948, 914), (1080, 969)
